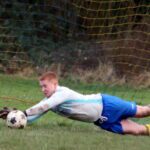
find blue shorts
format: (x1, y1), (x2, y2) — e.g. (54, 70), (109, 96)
(94, 94), (137, 134)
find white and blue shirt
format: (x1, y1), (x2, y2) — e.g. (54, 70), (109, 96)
(26, 86), (103, 123)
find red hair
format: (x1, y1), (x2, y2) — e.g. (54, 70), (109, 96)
(39, 71), (58, 83)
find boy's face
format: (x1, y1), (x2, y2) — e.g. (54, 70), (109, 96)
(39, 79), (57, 98)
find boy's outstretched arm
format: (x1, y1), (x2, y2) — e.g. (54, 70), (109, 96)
(24, 100), (51, 123)
(0, 107), (46, 123)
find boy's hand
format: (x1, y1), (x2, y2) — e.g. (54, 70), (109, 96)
(0, 107), (16, 120)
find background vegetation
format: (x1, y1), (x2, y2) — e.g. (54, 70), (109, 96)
(0, 0), (149, 85)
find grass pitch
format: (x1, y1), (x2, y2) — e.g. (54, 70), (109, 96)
(0, 74), (150, 150)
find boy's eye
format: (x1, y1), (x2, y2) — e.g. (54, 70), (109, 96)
(41, 85), (46, 88)
(44, 85), (47, 88)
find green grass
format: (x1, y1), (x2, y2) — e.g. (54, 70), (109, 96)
(0, 74), (150, 150)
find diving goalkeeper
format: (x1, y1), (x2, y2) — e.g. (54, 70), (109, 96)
(0, 71), (150, 135)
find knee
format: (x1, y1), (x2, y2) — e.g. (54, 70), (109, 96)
(135, 106), (150, 118)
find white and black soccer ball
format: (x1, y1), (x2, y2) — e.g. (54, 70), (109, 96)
(6, 110), (27, 129)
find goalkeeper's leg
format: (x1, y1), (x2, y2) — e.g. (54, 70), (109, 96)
(121, 119), (150, 135)
(121, 105), (150, 135)
(135, 105), (150, 118)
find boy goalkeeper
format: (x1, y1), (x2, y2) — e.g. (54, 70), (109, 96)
(0, 71), (150, 135)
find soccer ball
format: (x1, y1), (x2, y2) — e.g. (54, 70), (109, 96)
(6, 110), (27, 129)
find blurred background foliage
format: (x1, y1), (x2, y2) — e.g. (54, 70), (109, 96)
(0, 0), (149, 85)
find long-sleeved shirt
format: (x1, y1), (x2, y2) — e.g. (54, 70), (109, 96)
(26, 86), (103, 123)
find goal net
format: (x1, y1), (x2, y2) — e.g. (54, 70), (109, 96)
(0, 0), (149, 81)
